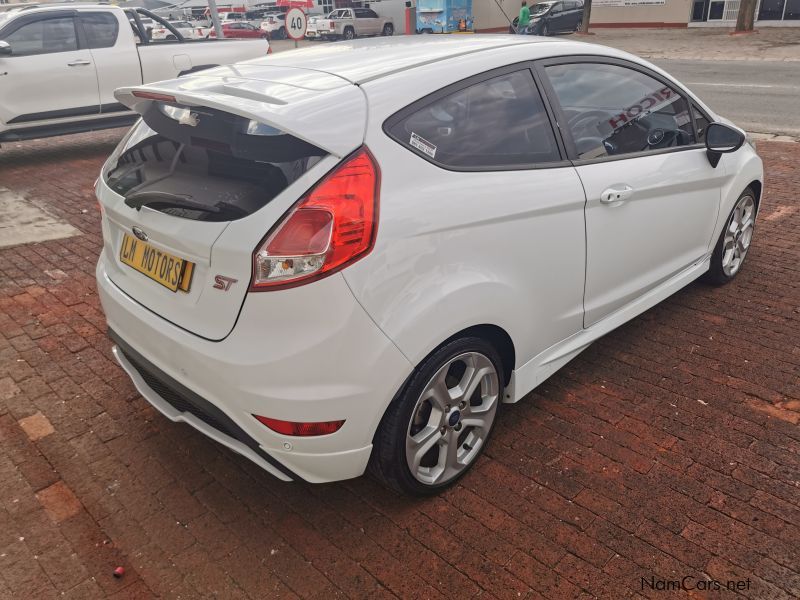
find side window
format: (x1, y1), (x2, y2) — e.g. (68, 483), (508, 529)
(387, 70), (560, 169)
(544, 62), (695, 159)
(79, 13), (119, 49)
(551, 2), (563, 13)
(366, 9), (380, 18)
(5, 17), (78, 56)
(354, 9), (369, 18)
(692, 103), (711, 143)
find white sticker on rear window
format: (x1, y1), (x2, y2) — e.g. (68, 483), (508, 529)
(409, 132), (437, 159)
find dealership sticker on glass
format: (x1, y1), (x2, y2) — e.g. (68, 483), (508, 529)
(410, 132), (437, 159)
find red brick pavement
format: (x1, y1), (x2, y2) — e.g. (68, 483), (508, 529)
(0, 131), (798, 599)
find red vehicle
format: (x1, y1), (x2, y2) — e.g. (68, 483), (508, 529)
(209, 22), (267, 38)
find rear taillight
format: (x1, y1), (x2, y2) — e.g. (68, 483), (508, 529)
(250, 148), (379, 291)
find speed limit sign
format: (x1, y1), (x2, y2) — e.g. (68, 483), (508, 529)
(285, 8), (307, 41)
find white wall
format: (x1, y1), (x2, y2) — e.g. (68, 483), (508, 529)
(369, 0), (411, 33)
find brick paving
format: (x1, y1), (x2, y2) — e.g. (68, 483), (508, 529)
(0, 130), (798, 599)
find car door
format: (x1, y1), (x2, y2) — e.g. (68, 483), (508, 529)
(546, 2), (567, 32)
(353, 8), (373, 35)
(0, 11), (99, 128)
(77, 12), (139, 114)
(363, 8), (382, 34)
(243, 23), (262, 37)
(563, 1), (580, 30)
(538, 58), (723, 327)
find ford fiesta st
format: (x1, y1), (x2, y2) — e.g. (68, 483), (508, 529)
(96, 36), (762, 495)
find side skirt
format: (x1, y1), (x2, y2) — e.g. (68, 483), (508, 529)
(504, 257), (711, 403)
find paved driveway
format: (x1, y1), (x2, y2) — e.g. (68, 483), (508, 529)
(0, 132), (798, 599)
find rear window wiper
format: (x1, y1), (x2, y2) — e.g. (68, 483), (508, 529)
(125, 191), (221, 213)
(124, 192), (249, 220)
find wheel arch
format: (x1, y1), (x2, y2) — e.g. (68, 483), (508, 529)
(371, 322), (516, 441)
(747, 179), (762, 208)
(435, 324), (515, 386)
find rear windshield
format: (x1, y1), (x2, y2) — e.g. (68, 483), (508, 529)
(104, 102), (326, 222)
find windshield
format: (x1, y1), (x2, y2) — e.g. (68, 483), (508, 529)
(104, 104), (327, 222)
(532, 2), (556, 14)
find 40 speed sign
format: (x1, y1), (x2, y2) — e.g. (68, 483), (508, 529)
(285, 8), (307, 41)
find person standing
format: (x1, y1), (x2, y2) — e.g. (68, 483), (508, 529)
(518, 1), (531, 34)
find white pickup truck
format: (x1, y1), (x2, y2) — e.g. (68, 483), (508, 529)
(0, 4), (269, 144)
(315, 7), (394, 41)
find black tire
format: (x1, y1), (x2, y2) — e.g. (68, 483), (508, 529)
(542, 23), (550, 36)
(382, 23), (394, 36)
(704, 187), (757, 285)
(343, 26), (355, 40)
(277, 26), (286, 40)
(369, 336), (504, 496)
(166, 34), (177, 41)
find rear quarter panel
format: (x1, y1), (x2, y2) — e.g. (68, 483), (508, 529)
(343, 47), (592, 370)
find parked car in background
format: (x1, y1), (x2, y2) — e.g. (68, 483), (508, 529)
(217, 11), (246, 23)
(151, 20), (208, 40)
(95, 37), (761, 495)
(259, 13), (287, 40)
(0, 4), (270, 144)
(304, 14), (327, 39)
(209, 22), (267, 39)
(511, 0), (584, 35)
(315, 7), (393, 40)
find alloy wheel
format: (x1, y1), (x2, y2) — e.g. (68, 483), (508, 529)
(405, 352), (499, 485)
(721, 194), (755, 277)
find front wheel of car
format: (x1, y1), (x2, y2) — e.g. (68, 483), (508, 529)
(370, 337), (503, 495)
(704, 188), (757, 285)
(382, 23), (394, 36)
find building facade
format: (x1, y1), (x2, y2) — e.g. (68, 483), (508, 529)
(473, 0), (799, 28)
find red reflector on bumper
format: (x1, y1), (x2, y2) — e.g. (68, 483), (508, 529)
(254, 415), (345, 437)
(132, 91), (177, 102)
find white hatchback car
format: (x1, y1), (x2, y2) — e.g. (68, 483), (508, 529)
(96, 36), (762, 495)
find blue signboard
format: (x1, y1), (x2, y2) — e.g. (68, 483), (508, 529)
(416, 0), (474, 33)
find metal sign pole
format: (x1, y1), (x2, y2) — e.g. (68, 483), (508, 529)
(207, 0), (224, 38)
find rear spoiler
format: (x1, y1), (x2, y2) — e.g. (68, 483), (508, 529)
(115, 68), (366, 158)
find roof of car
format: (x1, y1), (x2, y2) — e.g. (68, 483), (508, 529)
(239, 35), (570, 85)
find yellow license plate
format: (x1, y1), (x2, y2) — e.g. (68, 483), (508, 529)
(119, 233), (194, 292)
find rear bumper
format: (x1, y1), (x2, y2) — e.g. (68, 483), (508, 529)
(112, 337), (296, 481)
(96, 256), (413, 483)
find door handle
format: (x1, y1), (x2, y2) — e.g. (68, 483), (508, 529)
(600, 185), (634, 205)
(67, 59), (91, 66)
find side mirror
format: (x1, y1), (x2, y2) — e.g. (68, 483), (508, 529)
(705, 122), (745, 168)
(0, 41), (11, 56)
